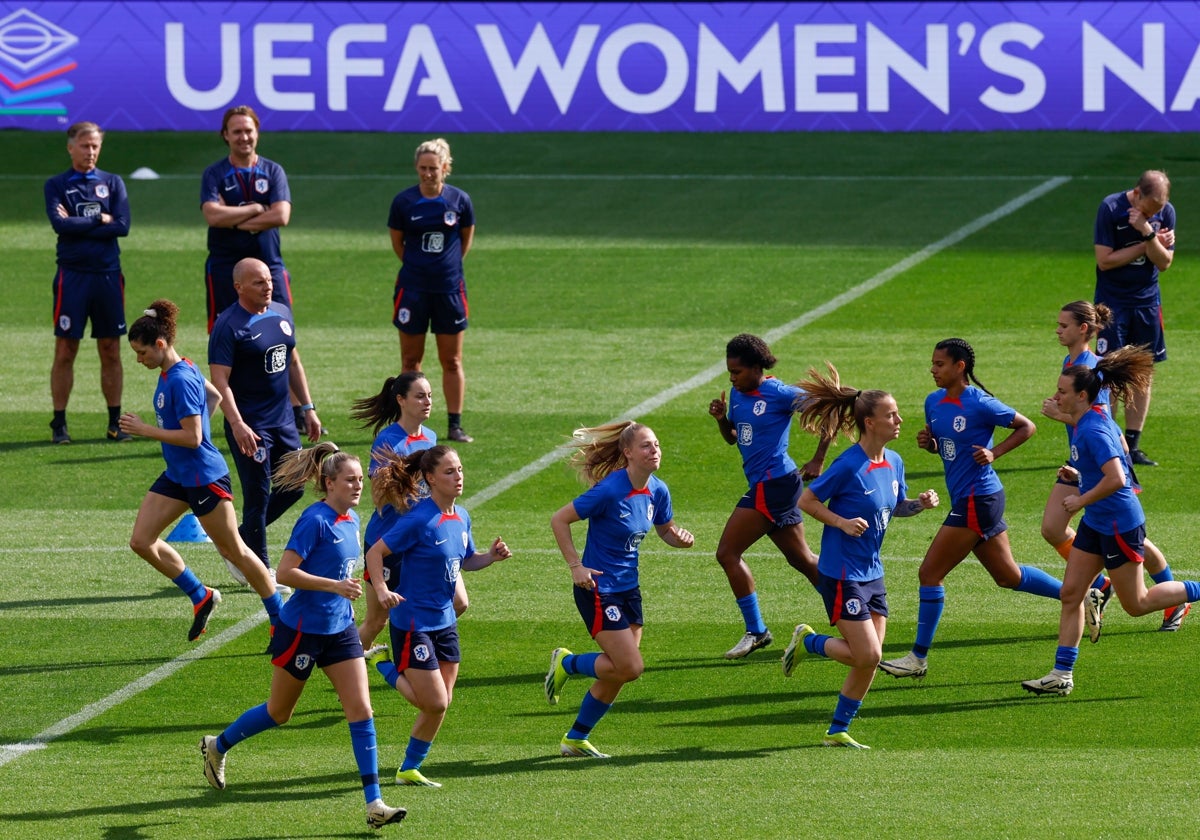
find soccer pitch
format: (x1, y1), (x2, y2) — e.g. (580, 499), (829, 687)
(0, 130), (1197, 838)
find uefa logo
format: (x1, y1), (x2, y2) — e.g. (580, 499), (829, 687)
(0, 8), (78, 117)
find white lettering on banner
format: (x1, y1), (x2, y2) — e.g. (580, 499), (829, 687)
(976, 23), (1045, 113)
(164, 22), (240, 109)
(795, 25), (858, 112)
(255, 23), (315, 110)
(1174, 46), (1200, 112)
(696, 23), (784, 113)
(477, 23), (599, 115)
(328, 23), (387, 111)
(382, 24), (462, 112)
(866, 23), (949, 114)
(596, 24), (689, 114)
(1083, 23), (1167, 112)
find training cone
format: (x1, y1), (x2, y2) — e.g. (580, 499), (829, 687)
(167, 512), (211, 543)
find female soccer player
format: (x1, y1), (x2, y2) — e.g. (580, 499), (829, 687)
(782, 364), (938, 749)
(707, 334), (827, 659)
(1039, 301), (1185, 637)
(349, 371), (468, 649)
(388, 138), (476, 443)
(544, 422), (695, 758)
(199, 443), (406, 830)
(119, 300), (283, 641)
(879, 338), (1062, 681)
(363, 445), (511, 787)
(1022, 349), (1200, 696)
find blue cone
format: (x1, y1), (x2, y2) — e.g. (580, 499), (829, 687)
(167, 512), (211, 543)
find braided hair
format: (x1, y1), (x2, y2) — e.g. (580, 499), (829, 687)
(935, 338), (992, 396)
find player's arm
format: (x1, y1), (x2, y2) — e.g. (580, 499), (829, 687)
(460, 224), (475, 259)
(287, 348), (322, 443)
(238, 200), (291, 233)
(799, 487), (867, 536)
(202, 199), (267, 229)
(894, 490), (940, 517)
(390, 228), (405, 261)
(1063, 457), (1125, 514)
(655, 520), (694, 548)
(118, 411), (204, 448)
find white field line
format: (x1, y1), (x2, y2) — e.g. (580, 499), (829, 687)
(0, 173), (1061, 182)
(0, 175), (1069, 769)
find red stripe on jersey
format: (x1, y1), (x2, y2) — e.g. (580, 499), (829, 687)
(866, 459), (893, 472)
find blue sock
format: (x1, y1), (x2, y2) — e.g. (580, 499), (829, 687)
(804, 633), (831, 657)
(216, 702), (278, 753)
(828, 693), (863, 735)
(913, 585), (944, 658)
(1091, 573), (1108, 590)
(736, 592), (767, 635)
(400, 736), (433, 772)
(261, 592), (283, 622)
(1054, 645), (1078, 673)
(348, 718), (381, 803)
(566, 691), (612, 741)
(564, 652), (600, 678)
(1151, 567), (1174, 585)
(1183, 581), (1200, 602)
(376, 660), (401, 690)
(172, 567), (208, 605)
(1014, 565), (1062, 599)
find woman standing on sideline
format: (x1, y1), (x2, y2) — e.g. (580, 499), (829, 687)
(1022, 349), (1200, 696)
(119, 300), (283, 641)
(388, 138), (475, 443)
(1039, 302), (1185, 637)
(544, 422), (695, 758)
(363, 446), (511, 787)
(783, 364), (938, 749)
(708, 334), (827, 660)
(349, 371), (469, 649)
(879, 338), (1061, 681)
(199, 443), (407, 830)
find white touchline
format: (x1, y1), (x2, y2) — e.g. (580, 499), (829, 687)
(0, 175), (1069, 770)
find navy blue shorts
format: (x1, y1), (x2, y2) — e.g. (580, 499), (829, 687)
(364, 554), (402, 588)
(1096, 303), (1166, 363)
(942, 490), (1007, 540)
(148, 472), (233, 518)
(52, 268), (126, 339)
(574, 586), (643, 636)
(1074, 520), (1146, 570)
(205, 260), (291, 331)
(393, 281), (469, 335)
(270, 622), (363, 680)
(817, 573), (888, 625)
(735, 470), (803, 527)
(388, 623), (461, 671)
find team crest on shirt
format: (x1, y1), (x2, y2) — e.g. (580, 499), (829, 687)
(891, 480), (899, 497)
(414, 644), (431, 662)
(255, 178), (268, 193)
(95, 184), (109, 199)
(1070, 445), (1079, 462)
(446, 558), (461, 583)
(605, 606), (621, 622)
(156, 392), (165, 410)
(941, 438), (956, 460)
(294, 654), (313, 671)
(280, 321), (293, 337)
(1096, 337), (1108, 354)
(752, 399), (767, 416)
(266, 344), (288, 374)
(844, 598), (863, 616)
(737, 422), (753, 446)
(444, 211), (457, 226)
(953, 415), (967, 432)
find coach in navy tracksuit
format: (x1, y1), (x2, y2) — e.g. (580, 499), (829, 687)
(45, 121), (130, 445)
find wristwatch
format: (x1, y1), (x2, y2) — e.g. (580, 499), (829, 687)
(1141, 228), (1156, 241)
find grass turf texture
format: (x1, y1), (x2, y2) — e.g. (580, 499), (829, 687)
(1, 130), (1198, 838)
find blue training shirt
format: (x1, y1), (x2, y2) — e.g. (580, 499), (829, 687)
(387, 184), (474, 293)
(807, 444), (906, 582)
(155, 358), (228, 487)
(364, 424), (436, 547)
(208, 301), (297, 429)
(45, 167), (130, 272)
(201, 155), (290, 271)
(1071, 409), (1144, 535)
(279, 502), (361, 635)
(572, 469), (673, 594)
(728, 377), (802, 485)
(380, 496), (476, 632)
(925, 387), (1015, 504)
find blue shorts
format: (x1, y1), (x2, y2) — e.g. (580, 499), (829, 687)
(1096, 303), (1166, 363)
(943, 490), (1007, 540)
(205, 260), (291, 331)
(388, 623), (461, 671)
(52, 268), (126, 339)
(364, 554), (402, 588)
(393, 281), (469, 335)
(148, 472), (233, 517)
(574, 586), (643, 636)
(270, 622), (363, 680)
(1074, 520), (1146, 570)
(735, 470), (803, 527)
(817, 573), (888, 625)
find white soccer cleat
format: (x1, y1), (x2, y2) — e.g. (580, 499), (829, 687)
(366, 798), (407, 828)
(724, 630), (773, 660)
(1021, 670), (1074, 696)
(560, 736), (610, 759)
(878, 651), (927, 680)
(1084, 587), (1105, 643)
(199, 735), (226, 790)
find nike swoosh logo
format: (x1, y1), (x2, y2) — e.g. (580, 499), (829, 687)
(435, 538), (448, 545)
(251, 333), (262, 340)
(454, 318), (467, 325)
(1106, 553), (1120, 560)
(619, 512), (631, 518)
(117, 323), (126, 330)
(864, 489), (876, 495)
(411, 215), (422, 221)
(1116, 224), (1129, 230)
(332, 536), (345, 544)
(197, 497), (210, 505)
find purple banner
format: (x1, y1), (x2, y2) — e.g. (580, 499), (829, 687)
(1, 2), (1197, 132)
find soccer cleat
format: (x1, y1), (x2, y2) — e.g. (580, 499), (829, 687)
(878, 651), (927, 680)
(822, 730), (870, 750)
(223, 557), (249, 586)
(50, 422), (71, 445)
(188, 588), (222, 641)
(560, 736), (610, 758)
(106, 423), (132, 442)
(199, 735), (226, 790)
(365, 644), (391, 671)
(724, 629), (773, 660)
(267, 567), (292, 596)
(1021, 670), (1074, 696)
(366, 798), (407, 829)
(1129, 449), (1158, 467)
(781, 624), (815, 677)
(1160, 602), (1191, 632)
(544, 647), (572, 705)
(395, 767), (442, 787)
(1084, 587), (1105, 643)
(447, 426), (474, 443)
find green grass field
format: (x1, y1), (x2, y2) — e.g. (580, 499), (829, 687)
(1, 130), (1198, 839)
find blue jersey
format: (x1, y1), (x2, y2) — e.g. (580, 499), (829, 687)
(1070, 409), (1144, 534)
(387, 184), (475, 292)
(45, 167), (130, 272)
(155, 358), (228, 487)
(208, 301), (297, 429)
(807, 444), (906, 582)
(279, 502), (361, 635)
(364, 424), (436, 547)
(728, 377), (802, 485)
(1061, 349), (1111, 446)
(572, 469), (673, 594)
(201, 155), (290, 271)
(380, 496), (476, 632)
(926, 387), (1015, 504)
(1094, 190), (1175, 307)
